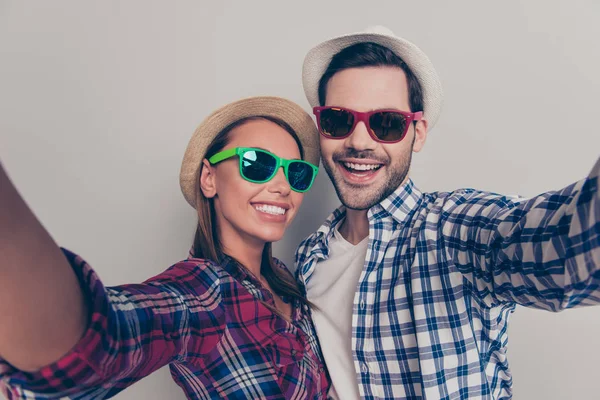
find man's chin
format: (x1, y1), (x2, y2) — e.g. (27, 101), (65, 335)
(335, 183), (382, 211)
(323, 160), (400, 210)
(324, 155), (412, 212)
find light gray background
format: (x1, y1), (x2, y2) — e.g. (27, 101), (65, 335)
(1, 1), (599, 399)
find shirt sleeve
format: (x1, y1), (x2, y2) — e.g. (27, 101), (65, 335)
(0, 249), (226, 399)
(441, 157), (600, 311)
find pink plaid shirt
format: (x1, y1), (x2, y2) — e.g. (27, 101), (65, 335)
(0, 249), (330, 399)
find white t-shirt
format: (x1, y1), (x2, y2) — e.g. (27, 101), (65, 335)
(305, 226), (368, 400)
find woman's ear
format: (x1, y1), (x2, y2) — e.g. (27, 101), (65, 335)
(199, 159), (217, 198)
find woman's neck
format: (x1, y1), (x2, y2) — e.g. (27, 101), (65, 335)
(220, 238), (264, 278)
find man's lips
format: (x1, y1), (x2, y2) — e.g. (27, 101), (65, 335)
(336, 159), (385, 183)
(341, 161), (383, 171)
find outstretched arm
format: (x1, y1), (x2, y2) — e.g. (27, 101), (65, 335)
(442, 157), (600, 310)
(0, 162), (226, 398)
(0, 163), (88, 371)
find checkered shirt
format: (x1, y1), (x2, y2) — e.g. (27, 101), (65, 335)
(0, 250), (330, 399)
(296, 158), (600, 399)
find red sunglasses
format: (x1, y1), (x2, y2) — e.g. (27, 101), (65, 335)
(313, 106), (423, 144)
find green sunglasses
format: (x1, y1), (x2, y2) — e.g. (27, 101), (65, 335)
(208, 147), (319, 193)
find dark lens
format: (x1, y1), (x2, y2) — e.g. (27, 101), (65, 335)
(369, 111), (408, 142)
(241, 150), (277, 182)
(319, 108), (354, 138)
(287, 161), (314, 191)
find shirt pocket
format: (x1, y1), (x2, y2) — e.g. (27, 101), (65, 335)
(264, 331), (305, 368)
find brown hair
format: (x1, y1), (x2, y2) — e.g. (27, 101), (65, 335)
(192, 116), (309, 307)
(318, 42), (424, 113)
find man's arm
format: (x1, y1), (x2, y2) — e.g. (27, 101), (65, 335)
(442, 157), (600, 311)
(0, 163), (88, 371)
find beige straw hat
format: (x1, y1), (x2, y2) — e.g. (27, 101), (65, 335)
(179, 96), (320, 208)
(302, 25), (444, 130)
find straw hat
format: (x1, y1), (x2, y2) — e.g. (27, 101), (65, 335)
(179, 96), (320, 208)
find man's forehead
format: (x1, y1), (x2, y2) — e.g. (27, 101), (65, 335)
(324, 66), (411, 110)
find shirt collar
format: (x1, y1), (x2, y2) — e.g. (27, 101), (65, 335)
(220, 254), (254, 282)
(377, 178), (423, 224)
(310, 179), (423, 246)
(317, 206), (346, 237)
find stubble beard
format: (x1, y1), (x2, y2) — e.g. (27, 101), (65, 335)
(323, 141), (414, 211)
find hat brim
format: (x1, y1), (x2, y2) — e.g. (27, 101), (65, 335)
(179, 96), (320, 209)
(302, 32), (443, 130)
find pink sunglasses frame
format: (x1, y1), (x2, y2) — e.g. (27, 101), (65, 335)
(313, 106), (423, 144)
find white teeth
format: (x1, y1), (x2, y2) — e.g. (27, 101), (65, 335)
(343, 162), (380, 171)
(254, 204), (286, 215)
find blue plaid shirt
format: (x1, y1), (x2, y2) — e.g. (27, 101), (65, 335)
(295, 157), (600, 399)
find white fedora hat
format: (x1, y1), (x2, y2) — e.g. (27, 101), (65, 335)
(302, 25), (443, 130)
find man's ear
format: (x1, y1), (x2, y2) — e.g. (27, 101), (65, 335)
(199, 159), (217, 198)
(412, 119), (428, 153)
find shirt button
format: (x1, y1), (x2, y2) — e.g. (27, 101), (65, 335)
(361, 362), (368, 374)
(360, 300), (366, 310)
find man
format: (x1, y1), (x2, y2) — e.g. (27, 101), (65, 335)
(296, 26), (600, 399)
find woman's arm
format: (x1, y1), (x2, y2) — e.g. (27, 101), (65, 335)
(1, 250), (227, 399)
(0, 163), (88, 371)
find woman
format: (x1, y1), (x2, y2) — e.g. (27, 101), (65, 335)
(0, 96), (330, 399)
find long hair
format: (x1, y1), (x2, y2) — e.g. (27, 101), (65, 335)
(191, 116), (310, 307)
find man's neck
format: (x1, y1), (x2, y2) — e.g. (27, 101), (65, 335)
(338, 208), (369, 245)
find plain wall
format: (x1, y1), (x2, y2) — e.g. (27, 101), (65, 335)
(1, 1), (599, 399)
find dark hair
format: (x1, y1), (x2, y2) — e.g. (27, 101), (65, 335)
(192, 116), (309, 308)
(318, 42), (424, 113)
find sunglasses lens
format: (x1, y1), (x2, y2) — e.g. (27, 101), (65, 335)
(241, 150), (276, 182)
(369, 111), (408, 142)
(287, 161), (315, 192)
(319, 108), (354, 138)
